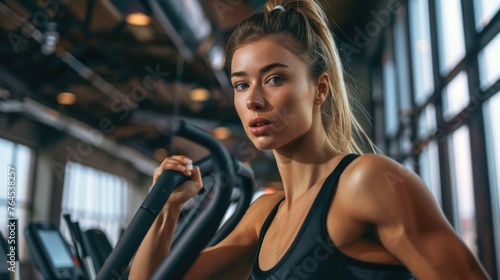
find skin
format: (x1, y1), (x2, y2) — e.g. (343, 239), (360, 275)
(129, 37), (490, 279)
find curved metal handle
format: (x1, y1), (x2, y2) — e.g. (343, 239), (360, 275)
(97, 119), (234, 280)
(151, 120), (235, 279)
(208, 160), (254, 246)
(96, 171), (189, 280)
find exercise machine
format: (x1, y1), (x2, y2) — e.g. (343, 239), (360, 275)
(62, 214), (96, 280)
(172, 154), (254, 248)
(24, 222), (86, 280)
(24, 120), (254, 279)
(82, 229), (113, 275)
(97, 120), (253, 279)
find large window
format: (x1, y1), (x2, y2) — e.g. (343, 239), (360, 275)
(0, 138), (33, 261)
(377, 0), (500, 276)
(60, 162), (133, 246)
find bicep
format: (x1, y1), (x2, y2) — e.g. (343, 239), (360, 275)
(185, 239), (256, 280)
(184, 193), (284, 280)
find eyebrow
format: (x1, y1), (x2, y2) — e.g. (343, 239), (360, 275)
(230, 63), (289, 78)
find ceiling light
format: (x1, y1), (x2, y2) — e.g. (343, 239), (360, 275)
(126, 12), (151, 26)
(57, 92), (76, 105)
(213, 127), (231, 140)
(41, 22), (59, 55)
(189, 88), (210, 102)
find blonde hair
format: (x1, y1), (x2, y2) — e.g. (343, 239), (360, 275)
(226, 0), (375, 154)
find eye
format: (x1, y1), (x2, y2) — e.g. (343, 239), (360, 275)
(267, 75), (284, 85)
(233, 82), (249, 91)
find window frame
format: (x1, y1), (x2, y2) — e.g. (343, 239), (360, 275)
(373, 0), (500, 277)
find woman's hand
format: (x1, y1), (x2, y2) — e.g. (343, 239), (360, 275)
(153, 155), (203, 208)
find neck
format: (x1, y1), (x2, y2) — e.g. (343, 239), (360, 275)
(273, 125), (343, 207)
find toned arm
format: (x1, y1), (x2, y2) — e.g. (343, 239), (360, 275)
(130, 190), (284, 280)
(129, 204), (183, 279)
(342, 154), (490, 280)
(183, 192), (284, 280)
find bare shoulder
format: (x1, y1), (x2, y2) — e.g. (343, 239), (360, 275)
(346, 153), (412, 182)
(341, 153), (420, 194)
(338, 153), (445, 225)
(336, 157), (489, 279)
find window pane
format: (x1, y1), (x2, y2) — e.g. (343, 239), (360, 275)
(419, 140), (442, 205)
(0, 138), (33, 261)
(399, 132), (413, 155)
(383, 46), (398, 136)
(395, 11), (411, 110)
(448, 126), (477, 255)
(409, 0), (434, 104)
(418, 104), (436, 139)
(15, 145), (32, 205)
(61, 162), (133, 247)
(442, 71), (470, 121)
(435, 0), (466, 75)
(474, 0), (500, 31)
(484, 92), (500, 270)
(478, 32), (500, 90)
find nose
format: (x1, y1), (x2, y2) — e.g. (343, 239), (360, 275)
(246, 87), (265, 111)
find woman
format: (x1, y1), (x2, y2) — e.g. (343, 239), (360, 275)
(130, 0), (489, 279)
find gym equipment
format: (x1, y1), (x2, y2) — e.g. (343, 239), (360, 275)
(172, 154), (254, 248)
(25, 222), (86, 280)
(97, 120), (247, 279)
(62, 214), (96, 279)
(23, 120), (254, 279)
(82, 229), (113, 275)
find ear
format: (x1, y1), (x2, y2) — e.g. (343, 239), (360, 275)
(314, 73), (329, 105)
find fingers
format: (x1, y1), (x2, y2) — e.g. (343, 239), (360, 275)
(153, 155), (195, 184)
(190, 166), (203, 191)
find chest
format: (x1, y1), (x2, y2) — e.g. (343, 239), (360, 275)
(257, 199), (365, 271)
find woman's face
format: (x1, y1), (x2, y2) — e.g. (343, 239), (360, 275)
(231, 37), (320, 151)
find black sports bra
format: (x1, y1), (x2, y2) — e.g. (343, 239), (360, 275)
(249, 154), (415, 279)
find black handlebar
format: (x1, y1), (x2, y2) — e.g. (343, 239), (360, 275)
(207, 160), (254, 246)
(96, 120), (235, 279)
(151, 120), (235, 279)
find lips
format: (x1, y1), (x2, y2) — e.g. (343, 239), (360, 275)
(249, 118), (271, 127)
(249, 117), (272, 135)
